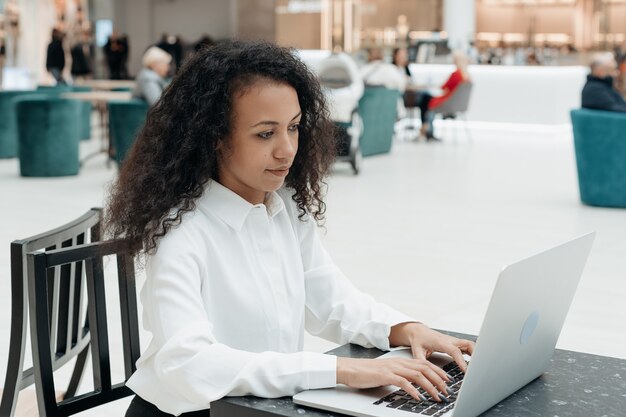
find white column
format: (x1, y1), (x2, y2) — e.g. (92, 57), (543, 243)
(443, 0), (475, 52)
(16, 0), (56, 84)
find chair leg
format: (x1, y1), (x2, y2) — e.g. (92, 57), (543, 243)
(63, 347), (90, 399)
(461, 113), (472, 142)
(0, 252), (31, 417)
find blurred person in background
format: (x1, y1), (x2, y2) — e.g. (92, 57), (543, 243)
(392, 47), (422, 123)
(409, 50), (471, 141)
(120, 33), (130, 79)
(360, 47), (405, 90)
(0, 39), (5, 85)
(581, 52), (626, 113)
(392, 47), (412, 80)
(132, 46), (172, 106)
(157, 33), (183, 72)
(104, 32), (128, 79)
(46, 28), (66, 85)
(71, 29), (93, 81)
(194, 34), (214, 52)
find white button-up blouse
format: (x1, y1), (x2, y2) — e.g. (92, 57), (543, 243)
(126, 180), (414, 415)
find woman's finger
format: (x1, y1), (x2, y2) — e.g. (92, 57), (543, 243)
(406, 372), (442, 401)
(415, 363), (450, 394)
(411, 345), (427, 361)
(393, 376), (427, 403)
(441, 344), (469, 373)
(458, 339), (475, 355)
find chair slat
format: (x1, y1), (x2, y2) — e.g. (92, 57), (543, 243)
(85, 257), (112, 392)
(117, 253), (141, 378)
(27, 252), (60, 416)
(49, 262), (61, 358)
(57, 238), (73, 356)
(65, 259), (76, 354)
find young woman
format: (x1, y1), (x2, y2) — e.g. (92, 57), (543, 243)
(105, 39), (474, 417)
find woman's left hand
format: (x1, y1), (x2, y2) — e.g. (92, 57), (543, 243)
(389, 322), (475, 372)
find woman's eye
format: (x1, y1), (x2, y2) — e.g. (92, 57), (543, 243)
(288, 124), (300, 132)
(257, 131), (274, 139)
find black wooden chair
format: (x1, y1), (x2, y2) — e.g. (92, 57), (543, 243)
(1, 209), (141, 416)
(1, 208), (101, 417)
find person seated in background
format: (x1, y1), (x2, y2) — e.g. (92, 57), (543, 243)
(360, 47), (406, 91)
(581, 52), (626, 113)
(392, 47), (412, 81)
(391, 48), (418, 103)
(401, 51), (470, 142)
(132, 46), (172, 106)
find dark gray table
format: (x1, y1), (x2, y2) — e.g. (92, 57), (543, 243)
(211, 331), (626, 417)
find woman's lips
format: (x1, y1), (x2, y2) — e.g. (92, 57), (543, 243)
(267, 168), (289, 177)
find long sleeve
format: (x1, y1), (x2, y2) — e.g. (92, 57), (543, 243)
(293, 213), (415, 351)
(127, 218), (337, 415)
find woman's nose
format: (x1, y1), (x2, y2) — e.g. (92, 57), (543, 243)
(275, 130), (297, 159)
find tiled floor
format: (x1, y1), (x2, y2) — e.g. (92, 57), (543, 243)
(1, 121), (625, 415)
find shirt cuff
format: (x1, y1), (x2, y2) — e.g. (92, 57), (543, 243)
(302, 352), (337, 390)
(377, 310), (419, 351)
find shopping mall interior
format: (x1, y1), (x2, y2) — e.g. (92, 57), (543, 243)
(1, 1), (625, 416)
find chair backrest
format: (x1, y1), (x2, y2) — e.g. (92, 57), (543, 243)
(430, 81), (473, 114)
(1, 209), (101, 417)
(358, 86), (400, 156)
(570, 108), (626, 207)
(26, 238), (140, 416)
(108, 100), (149, 165)
(0, 208), (139, 417)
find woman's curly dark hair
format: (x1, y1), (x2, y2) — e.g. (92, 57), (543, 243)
(105, 39), (337, 255)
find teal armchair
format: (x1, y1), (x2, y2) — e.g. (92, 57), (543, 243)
(358, 86), (400, 157)
(108, 100), (149, 165)
(570, 109), (626, 208)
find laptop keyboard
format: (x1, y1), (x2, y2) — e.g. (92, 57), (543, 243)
(372, 361), (465, 416)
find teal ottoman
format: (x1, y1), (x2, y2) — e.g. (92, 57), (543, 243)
(16, 96), (81, 177)
(570, 109), (626, 208)
(108, 100), (149, 165)
(0, 90), (39, 158)
(37, 85), (92, 140)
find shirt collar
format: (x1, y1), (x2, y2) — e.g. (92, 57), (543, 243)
(198, 180), (285, 231)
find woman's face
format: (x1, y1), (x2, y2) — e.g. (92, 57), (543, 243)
(217, 81), (301, 205)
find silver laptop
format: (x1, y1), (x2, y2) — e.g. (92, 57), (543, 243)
(293, 233), (595, 417)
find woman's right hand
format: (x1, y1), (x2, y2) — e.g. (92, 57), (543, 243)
(336, 357), (451, 402)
